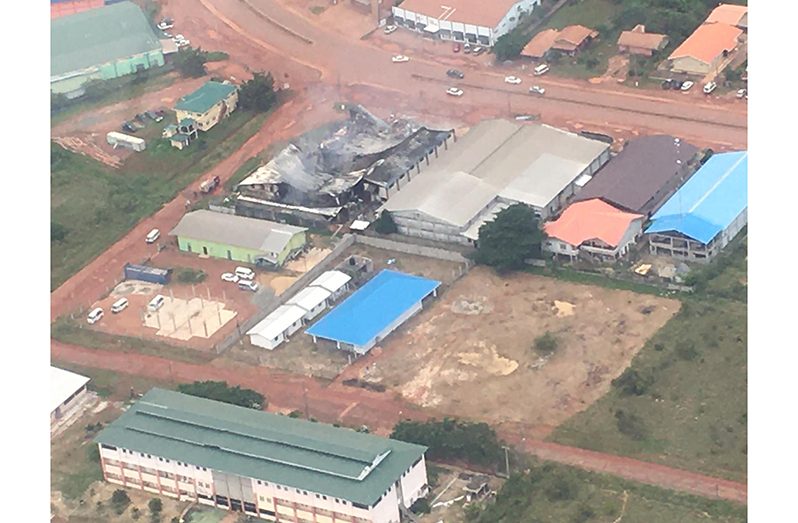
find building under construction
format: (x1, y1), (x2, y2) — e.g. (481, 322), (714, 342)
(235, 105), (453, 226)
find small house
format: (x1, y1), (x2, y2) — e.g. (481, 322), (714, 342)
(618, 25), (669, 56)
(174, 81), (238, 132)
(169, 133), (191, 150)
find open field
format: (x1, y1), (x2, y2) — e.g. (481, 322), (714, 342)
(343, 266), (678, 431)
(552, 236), (748, 482)
(51, 110), (268, 290)
(468, 459), (746, 523)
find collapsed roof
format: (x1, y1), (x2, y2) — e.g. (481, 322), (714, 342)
(237, 105), (451, 208)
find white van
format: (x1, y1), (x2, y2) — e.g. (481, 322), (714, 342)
(145, 228), (160, 244)
(235, 267), (255, 281)
(148, 295), (166, 312)
(87, 307), (104, 324)
(111, 298), (129, 313)
(238, 280), (259, 292)
(533, 63), (550, 76)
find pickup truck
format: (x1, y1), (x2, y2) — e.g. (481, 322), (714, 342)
(200, 175), (221, 194)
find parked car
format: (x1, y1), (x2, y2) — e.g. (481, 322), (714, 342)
(238, 280), (259, 292)
(472, 46), (484, 56)
(680, 81), (694, 92)
(221, 272), (239, 283)
(148, 295), (166, 312)
(111, 298), (129, 314)
(87, 307), (104, 325)
(446, 69), (465, 79)
(154, 109), (166, 118)
(145, 228), (160, 244)
(383, 24), (397, 35)
(533, 64), (550, 76)
(145, 111), (163, 122)
(463, 42), (472, 54)
(529, 85), (546, 95)
(173, 34), (185, 41)
(736, 88), (747, 99)
(446, 87), (464, 97)
(176, 39), (190, 48)
(122, 122), (137, 133)
(703, 81), (717, 94)
(134, 113), (147, 123)
(200, 175), (221, 194)
(661, 78), (673, 89)
(391, 55), (410, 63)
(504, 76), (522, 85)
(235, 267), (256, 280)
(452, 43), (461, 53)
(157, 18), (174, 31)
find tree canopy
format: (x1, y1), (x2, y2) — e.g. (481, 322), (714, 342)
(373, 211), (398, 235)
(493, 30), (529, 62)
(177, 381), (266, 410)
(238, 72), (278, 113)
(175, 47), (208, 78)
(390, 418), (504, 468)
(473, 204), (545, 273)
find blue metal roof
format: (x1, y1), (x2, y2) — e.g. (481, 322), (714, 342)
(306, 269), (440, 348)
(646, 151), (747, 244)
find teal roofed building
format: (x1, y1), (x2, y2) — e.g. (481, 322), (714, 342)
(95, 389), (430, 522)
(51, 1), (165, 97)
(175, 81), (239, 132)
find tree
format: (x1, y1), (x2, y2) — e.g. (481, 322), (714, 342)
(238, 72), (278, 112)
(111, 489), (131, 515)
(51, 221), (68, 242)
(614, 409), (648, 440)
(373, 211), (398, 235)
(390, 418), (504, 469)
(493, 30), (529, 61)
(175, 47), (208, 78)
(473, 204), (545, 273)
(177, 381), (266, 409)
(534, 332), (558, 355)
(148, 498), (163, 516)
(611, 368), (652, 396)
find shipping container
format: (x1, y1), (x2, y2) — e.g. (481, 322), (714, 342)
(123, 263), (172, 285)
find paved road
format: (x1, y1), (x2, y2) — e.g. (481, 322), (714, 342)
(51, 339), (747, 504)
(162, 0), (747, 149)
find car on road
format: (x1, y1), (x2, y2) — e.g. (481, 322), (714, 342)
(221, 272), (239, 283)
(145, 228), (160, 244)
(529, 85), (546, 95)
(446, 69), (464, 79)
(680, 81), (694, 92)
(453, 43), (461, 53)
(391, 55), (410, 63)
(87, 307), (104, 325)
(384, 24), (397, 35)
(504, 76), (522, 85)
(238, 280), (259, 292)
(703, 81), (717, 94)
(736, 88), (747, 99)
(446, 87), (464, 97)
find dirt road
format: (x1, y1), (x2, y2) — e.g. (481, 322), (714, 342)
(50, 89), (341, 320)
(51, 339), (747, 504)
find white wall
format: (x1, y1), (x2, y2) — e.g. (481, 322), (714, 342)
(250, 332), (284, 350)
(369, 484), (401, 523)
(398, 455), (429, 507)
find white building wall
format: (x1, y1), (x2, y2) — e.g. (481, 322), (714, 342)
(369, 484), (401, 523)
(398, 456), (429, 507)
(250, 332), (285, 350)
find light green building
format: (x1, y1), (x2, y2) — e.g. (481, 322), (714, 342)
(51, 1), (165, 97)
(169, 210), (307, 267)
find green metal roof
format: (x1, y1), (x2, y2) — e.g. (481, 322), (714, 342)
(175, 81), (238, 114)
(95, 389), (426, 506)
(51, 2), (163, 78)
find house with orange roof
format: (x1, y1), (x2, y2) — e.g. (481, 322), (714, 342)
(617, 25), (669, 57)
(521, 25), (598, 59)
(543, 199), (644, 261)
(668, 22), (742, 76)
(705, 3), (747, 30)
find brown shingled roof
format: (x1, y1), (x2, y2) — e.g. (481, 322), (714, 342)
(705, 3), (747, 27)
(556, 25), (598, 46)
(521, 28), (559, 58)
(668, 22), (742, 64)
(618, 24), (669, 51)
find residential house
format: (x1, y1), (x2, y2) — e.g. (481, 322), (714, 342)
(617, 24), (669, 56)
(521, 25), (598, 59)
(668, 21), (742, 76)
(705, 3), (748, 30)
(174, 81), (239, 132)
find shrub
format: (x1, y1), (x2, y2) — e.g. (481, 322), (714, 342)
(410, 497), (431, 514)
(148, 498), (163, 515)
(373, 212), (398, 235)
(534, 332), (558, 355)
(675, 340), (699, 361)
(611, 368), (652, 396)
(175, 267), (207, 284)
(177, 381), (266, 409)
(544, 476), (579, 501)
(615, 409), (648, 440)
(390, 418), (504, 469)
(111, 489), (130, 515)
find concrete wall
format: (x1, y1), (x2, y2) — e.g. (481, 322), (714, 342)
(176, 90), (239, 132)
(398, 456), (428, 507)
(353, 234), (471, 263)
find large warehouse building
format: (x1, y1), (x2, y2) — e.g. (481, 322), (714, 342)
(646, 151), (747, 262)
(382, 120), (610, 245)
(306, 270), (440, 355)
(392, 0), (540, 46)
(51, 1), (165, 97)
(51, 366), (90, 426)
(96, 389), (429, 523)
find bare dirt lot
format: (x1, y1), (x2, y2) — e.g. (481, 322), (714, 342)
(342, 267), (679, 431)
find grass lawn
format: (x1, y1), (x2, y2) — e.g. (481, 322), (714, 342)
(543, 0), (619, 29)
(468, 460), (746, 523)
(551, 239), (748, 481)
(51, 110), (268, 290)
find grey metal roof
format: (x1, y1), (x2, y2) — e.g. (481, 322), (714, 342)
(169, 210), (306, 255)
(383, 121), (609, 226)
(575, 135), (700, 215)
(95, 389), (426, 506)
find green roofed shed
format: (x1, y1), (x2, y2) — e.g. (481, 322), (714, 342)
(95, 388), (426, 507)
(175, 81), (238, 114)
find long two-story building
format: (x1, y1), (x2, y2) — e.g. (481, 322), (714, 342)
(95, 389), (429, 523)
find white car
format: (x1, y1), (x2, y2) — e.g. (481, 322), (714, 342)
(529, 85), (546, 95)
(446, 87), (464, 97)
(238, 280), (259, 292)
(176, 39), (190, 48)
(504, 76), (522, 85)
(384, 25), (397, 35)
(680, 81), (694, 92)
(87, 307), (104, 325)
(173, 34), (185, 41)
(145, 228), (160, 244)
(703, 81), (717, 94)
(221, 272), (239, 283)
(736, 88), (747, 99)
(391, 55), (410, 63)
(157, 19), (174, 30)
